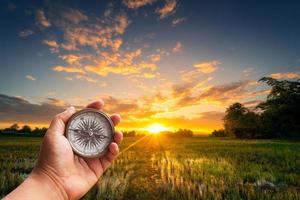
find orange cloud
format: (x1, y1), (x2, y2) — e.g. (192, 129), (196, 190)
(270, 72), (300, 79)
(111, 38), (123, 51)
(43, 40), (59, 48)
(149, 54), (161, 62)
(53, 66), (85, 74)
(194, 60), (220, 74)
(36, 10), (51, 28)
(156, 0), (177, 19)
(62, 8), (88, 24)
(172, 42), (183, 53)
(123, 0), (155, 9)
(59, 54), (90, 65)
(180, 70), (203, 82)
(64, 75), (98, 84)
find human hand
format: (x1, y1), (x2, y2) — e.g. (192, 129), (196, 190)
(4, 100), (123, 200)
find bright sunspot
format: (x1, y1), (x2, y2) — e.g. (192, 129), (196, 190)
(147, 124), (168, 134)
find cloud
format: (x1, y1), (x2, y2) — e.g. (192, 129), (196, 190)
(43, 40), (59, 48)
(123, 0), (155, 9)
(149, 54), (161, 62)
(40, 7), (162, 80)
(59, 54), (90, 65)
(18, 29), (34, 37)
(242, 100), (263, 108)
(36, 9), (51, 28)
(156, 0), (177, 19)
(74, 75), (97, 83)
(0, 92), (225, 132)
(242, 67), (256, 77)
(270, 72), (300, 79)
(149, 48), (169, 62)
(198, 80), (255, 102)
(180, 70), (203, 82)
(194, 60), (220, 74)
(43, 40), (60, 53)
(0, 94), (66, 124)
(100, 95), (139, 114)
(62, 8), (88, 24)
(162, 111), (224, 131)
(52, 66), (85, 74)
(111, 38), (123, 51)
(84, 49), (158, 77)
(172, 17), (186, 27)
(172, 80), (257, 108)
(172, 42), (183, 53)
(25, 75), (36, 81)
(56, 13), (130, 51)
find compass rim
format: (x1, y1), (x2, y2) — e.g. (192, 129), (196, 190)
(65, 108), (115, 158)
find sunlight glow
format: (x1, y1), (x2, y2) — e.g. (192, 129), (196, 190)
(147, 124), (168, 134)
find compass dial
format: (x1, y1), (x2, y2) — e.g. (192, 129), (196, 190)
(65, 108), (114, 158)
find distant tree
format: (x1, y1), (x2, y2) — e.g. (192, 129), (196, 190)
(211, 129), (227, 137)
(174, 129), (193, 137)
(123, 130), (136, 137)
(257, 77), (300, 138)
(19, 125), (32, 133)
(10, 123), (19, 131)
(32, 127), (47, 136)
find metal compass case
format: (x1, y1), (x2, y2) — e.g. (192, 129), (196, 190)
(65, 108), (114, 158)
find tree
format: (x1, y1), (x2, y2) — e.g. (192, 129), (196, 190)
(19, 125), (31, 133)
(211, 129), (227, 137)
(257, 77), (300, 138)
(9, 123), (19, 131)
(224, 103), (261, 138)
(174, 129), (193, 137)
(32, 127), (47, 136)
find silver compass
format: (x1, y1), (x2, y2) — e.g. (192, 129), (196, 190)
(65, 108), (114, 158)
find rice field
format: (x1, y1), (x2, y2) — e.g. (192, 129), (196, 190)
(0, 135), (299, 199)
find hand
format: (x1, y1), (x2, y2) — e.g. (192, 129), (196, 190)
(4, 100), (123, 200)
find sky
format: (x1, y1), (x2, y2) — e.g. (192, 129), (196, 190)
(0, 0), (299, 133)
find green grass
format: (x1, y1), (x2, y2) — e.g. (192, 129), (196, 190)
(0, 135), (299, 199)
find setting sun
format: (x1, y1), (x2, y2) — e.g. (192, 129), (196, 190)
(147, 124), (168, 134)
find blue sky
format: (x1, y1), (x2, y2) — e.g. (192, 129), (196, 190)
(0, 0), (299, 132)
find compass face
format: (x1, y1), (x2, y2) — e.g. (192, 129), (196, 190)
(65, 108), (114, 158)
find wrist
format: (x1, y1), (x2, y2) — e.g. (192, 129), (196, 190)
(29, 168), (69, 200)
(4, 168), (69, 200)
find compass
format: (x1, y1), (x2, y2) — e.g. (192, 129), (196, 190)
(65, 108), (114, 158)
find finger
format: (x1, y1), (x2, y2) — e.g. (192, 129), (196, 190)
(114, 131), (123, 144)
(110, 114), (121, 126)
(108, 142), (119, 156)
(86, 100), (104, 110)
(48, 106), (76, 134)
(99, 143), (119, 171)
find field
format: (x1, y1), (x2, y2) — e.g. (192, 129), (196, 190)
(0, 135), (299, 199)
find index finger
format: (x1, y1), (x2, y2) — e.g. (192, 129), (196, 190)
(86, 100), (104, 110)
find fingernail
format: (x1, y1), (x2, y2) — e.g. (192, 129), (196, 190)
(66, 106), (75, 112)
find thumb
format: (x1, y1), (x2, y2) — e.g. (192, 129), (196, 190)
(48, 106), (76, 135)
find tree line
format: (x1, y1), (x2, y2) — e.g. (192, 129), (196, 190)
(211, 77), (300, 139)
(0, 123), (47, 137)
(122, 129), (194, 137)
(1, 125), (194, 137)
